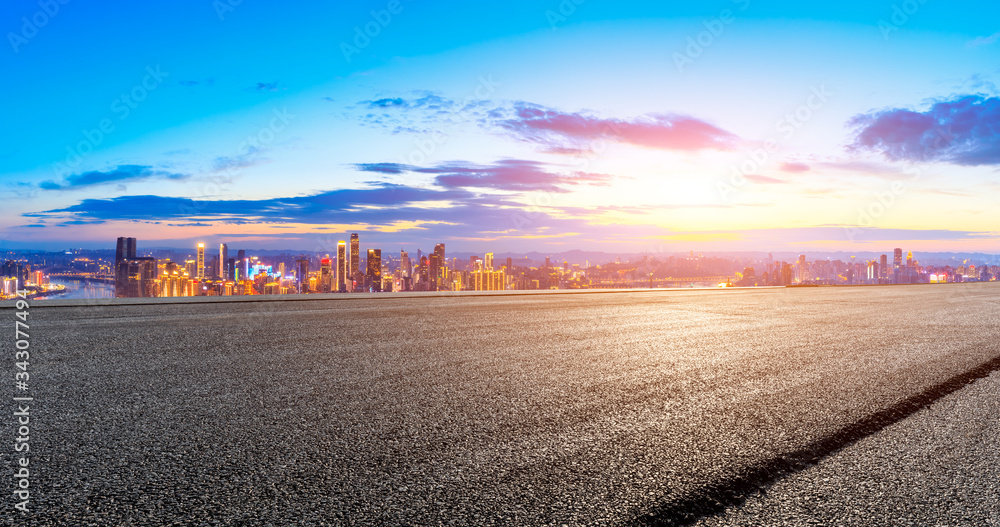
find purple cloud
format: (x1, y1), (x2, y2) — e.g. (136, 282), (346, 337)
(745, 174), (786, 184)
(494, 103), (739, 152)
(849, 95), (1000, 166)
(778, 162), (810, 173)
(356, 159), (616, 193)
(40, 165), (188, 191)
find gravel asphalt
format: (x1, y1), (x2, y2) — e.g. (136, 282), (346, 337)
(3, 284), (998, 525)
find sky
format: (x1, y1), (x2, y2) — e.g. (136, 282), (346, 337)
(1, 0), (999, 254)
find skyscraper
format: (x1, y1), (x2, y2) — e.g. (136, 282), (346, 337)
(115, 237), (137, 297)
(400, 250), (410, 278)
(236, 250), (246, 280)
(880, 254), (888, 284)
(296, 258), (309, 293)
(893, 248), (903, 284)
(116, 237), (137, 263)
(337, 241), (347, 292)
(367, 248), (382, 292)
(197, 243), (206, 279)
(219, 243), (228, 279)
(433, 243), (445, 291)
(113, 237), (156, 298)
(428, 253), (439, 291)
(399, 250), (411, 291)
(350, 233), (360, 277)
(320, 256), (332, 293)
(485, 252), (494, 272)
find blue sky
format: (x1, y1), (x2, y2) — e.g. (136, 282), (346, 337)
(2, 0), (999, 253)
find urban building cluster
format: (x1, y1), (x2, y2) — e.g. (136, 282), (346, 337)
(2, 242), (997, 301)
(110, 235), (583, 298)
(733, 249), (995, 287)
(0, 260), (52, 299)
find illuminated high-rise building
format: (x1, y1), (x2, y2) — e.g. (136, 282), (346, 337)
(432, 243), (445, 291)
(116, 237), (137, 263)
(337, 241), (347, 292)
(320, 256), (332, 293)
(893, 248), (903, 284)
(880, 254), (888, 284)
(296, 258), (309, 292)
(400, 250), (410, 278)
(115, 237), (137, 297)
(367, 248), (382, 292)
(197, 243), (206, 279)
(485, 252), (494, 272)
(219, 243), (228, 279)
(236, 250), (246, 280)
(350, 233), (360, 277)
(428, 253), (439, 291)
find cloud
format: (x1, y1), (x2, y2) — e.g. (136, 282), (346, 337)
(778, 162), (810, 173)
(492, 102), (739, 152)
(352, 162), (411, 174)
(33, 184), (482, 224)
(744, 174), (786, 184)
(27, 178), (656, 248)
(368, 97), (407, 108)
(355, 159), (617, 192)
(968, 32), (1000, 47)
(254, 81), (281, 92)
(359, 93), (457, 111)
(213, 146), (266, 173)
(40, 165), (188, 190)
(848, 95), (1000, 166)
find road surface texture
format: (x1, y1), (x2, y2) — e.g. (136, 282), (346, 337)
(3, 284), (999, 525)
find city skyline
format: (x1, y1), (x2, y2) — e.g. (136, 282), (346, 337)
(8, 232), (975, 301)
(2, 1), (1000, 254)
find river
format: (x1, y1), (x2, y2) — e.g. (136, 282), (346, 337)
(44, 278), (115, 300)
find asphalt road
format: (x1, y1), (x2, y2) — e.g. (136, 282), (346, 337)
(3, 284), (999, 525)
(695, 369), (1000, 526)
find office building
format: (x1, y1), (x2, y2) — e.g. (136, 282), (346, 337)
(320, 256), (332, 293)
(219, 243), (228, 279)
(337, 241), (347, 292)
(236, 250), (246, 280)
(367, 248), (382, 292)
(197, 243), (206, 279)
(296, 258), (309, 292)
(350, 233), (360, 277)
(114, 237), (137, 297)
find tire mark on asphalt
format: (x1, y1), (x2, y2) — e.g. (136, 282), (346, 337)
(630, 351), (1000, 526)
